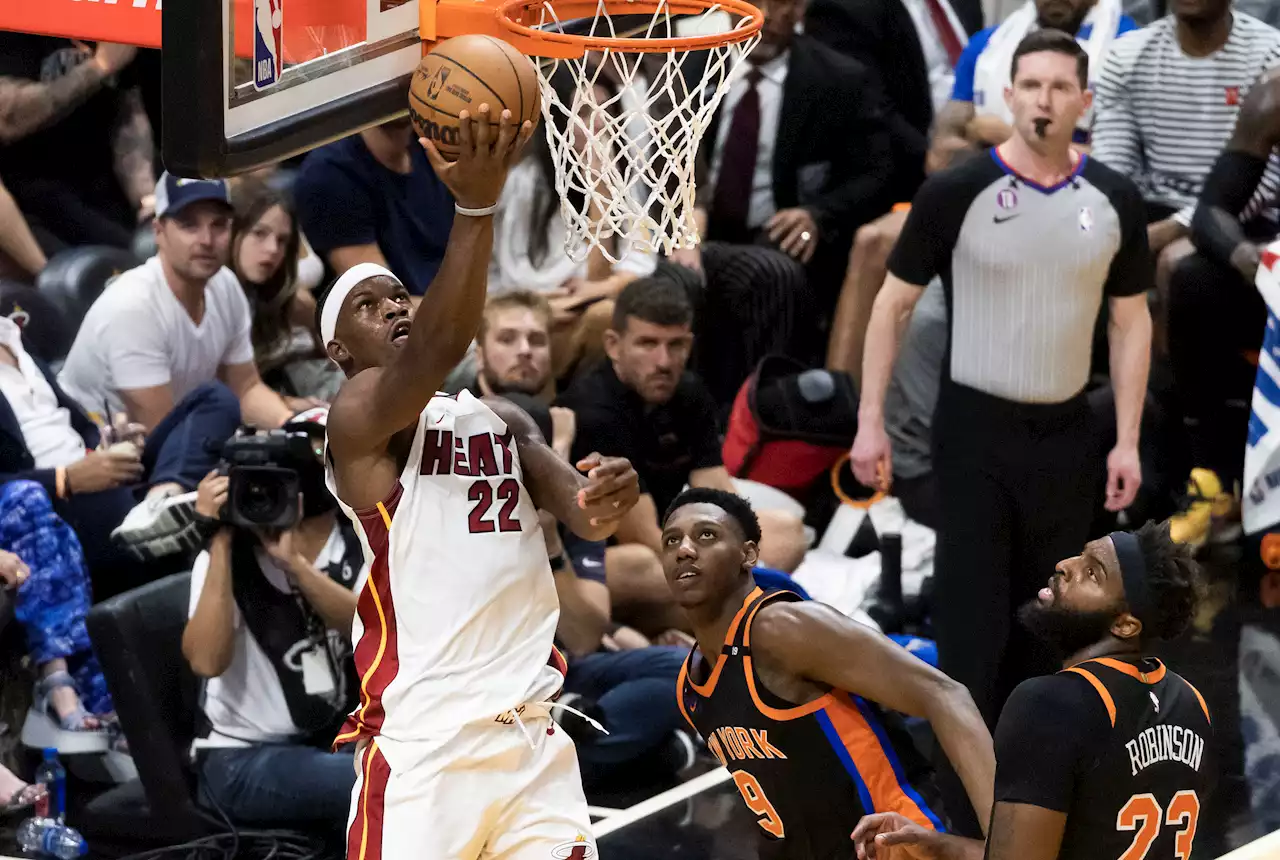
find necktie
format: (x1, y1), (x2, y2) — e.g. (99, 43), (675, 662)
(924, 0), (964, 67)
(710, 67), (763, 237)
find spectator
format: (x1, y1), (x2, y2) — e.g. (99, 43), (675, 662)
(182, 411), (363, 826)
(0, 177), (47, 282)
(57, 173), (296, 558)
(294, 118), (454, 294)
(692, 0), (893, 306)
(0, 310), (157, 598)
(0, 760), (44, 815)
(489, 126), (652, 381)
(230, 181), (341, 402)
(1092, 0), (1280, 258)
(1176, 72), (1280, 548)
(0, 36), (156, 252)
(931, 0), (1138, 162)
(556, 277), (809, 633)
(0, 483), (113, 737)
(806, 0), (970, 202)
(448, 291), (561, 403)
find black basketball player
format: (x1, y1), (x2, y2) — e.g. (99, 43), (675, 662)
(660, 488), (996, 860)
(851, 521), (1211, 860)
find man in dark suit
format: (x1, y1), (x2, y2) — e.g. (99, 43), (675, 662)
(678, 0), (893, 310)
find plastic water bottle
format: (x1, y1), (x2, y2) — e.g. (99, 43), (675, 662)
(16, 817), (87, 859)
(33, 748), (66, 823)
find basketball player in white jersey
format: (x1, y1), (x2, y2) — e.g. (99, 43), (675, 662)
(318, 108), (640, 860)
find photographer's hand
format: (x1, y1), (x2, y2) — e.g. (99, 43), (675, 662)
(195, 471), (229, 519)
(261, 528), (306, 581)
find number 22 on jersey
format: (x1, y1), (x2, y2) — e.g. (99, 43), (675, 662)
(1117, 791), (1199, 860)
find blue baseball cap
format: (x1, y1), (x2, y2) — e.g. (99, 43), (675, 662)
(154, 171), (232, 218)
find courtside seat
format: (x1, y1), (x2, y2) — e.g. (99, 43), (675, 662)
(0, 279), (75, 366)
(36, 246), (138, 334)
(81, 573), (223, 843)
(131, 224), (158, 263)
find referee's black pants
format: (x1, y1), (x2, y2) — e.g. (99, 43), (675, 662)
(930, 382), (1101, 831)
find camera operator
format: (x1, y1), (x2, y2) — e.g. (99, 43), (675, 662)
(181, 409), (365, 826)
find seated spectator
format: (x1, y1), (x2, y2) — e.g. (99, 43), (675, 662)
(806, 0), (969, 203)
(182, 411), (363, 826)
(294, 118), (453, 294)
(490, 126), (654, 381)
(56, 173), (297, 559)
(931, 0), (1137, 162)
(0, 178), (47, 282)
(230, 181), (341, 402)
(0, 36), (156, 252)
(0, 483), (114, 737)
(447, 291), (562, 405)
(556, 278), (808, 634)
(1092, 0), (1280, 544)
(0, 760), (45, 815)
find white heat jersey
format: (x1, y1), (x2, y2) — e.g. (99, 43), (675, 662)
(325, 390), (565, 748)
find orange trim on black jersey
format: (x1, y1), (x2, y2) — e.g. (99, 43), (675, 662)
(675, 660), (697, 731)
(687, 586), (762, 697)
(742, 656), (835, 720)
(1063, 666), (1117, 727)
(1183, 678), (1212, 724)
(1087, 656), (1167, 684)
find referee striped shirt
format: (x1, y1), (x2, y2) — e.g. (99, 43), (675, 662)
(1092, 13), (1280, 227)
(887, 151), (1151, 404)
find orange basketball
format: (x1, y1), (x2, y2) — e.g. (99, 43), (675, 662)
(409, 35), (541, 161)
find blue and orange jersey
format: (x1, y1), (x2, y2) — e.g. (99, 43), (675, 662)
(677, 587), (944, 859)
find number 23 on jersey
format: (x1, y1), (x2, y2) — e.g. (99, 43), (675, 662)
(1117, 791), (1199, 860)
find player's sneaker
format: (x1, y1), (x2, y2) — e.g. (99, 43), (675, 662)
(1168, 468), (1240, 551)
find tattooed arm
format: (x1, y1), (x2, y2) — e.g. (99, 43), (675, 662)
(112, 88), (157, 220)
(0, 42), (136, 146)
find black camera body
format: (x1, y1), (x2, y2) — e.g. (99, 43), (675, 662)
(220, 427), (317, 530)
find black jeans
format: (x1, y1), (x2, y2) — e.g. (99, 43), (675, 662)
(1167, 249), (1268, 484)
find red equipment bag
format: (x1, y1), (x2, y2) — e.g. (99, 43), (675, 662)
(722, 355), (859, 498)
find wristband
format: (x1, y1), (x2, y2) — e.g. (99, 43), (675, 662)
(56, 467), (68, 499)
(455, 202), (498, 217)
(548, 552), (566, 571)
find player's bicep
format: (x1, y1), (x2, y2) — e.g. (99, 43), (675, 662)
(984, 802), (1067, 860)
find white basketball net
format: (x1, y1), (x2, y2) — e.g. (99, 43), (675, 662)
(526, 1), (760, 263)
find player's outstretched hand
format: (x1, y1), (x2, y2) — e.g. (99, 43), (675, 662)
(575, 453), (640, 526)
(851, 813), (938, 860)
(419, 105), (536, 211)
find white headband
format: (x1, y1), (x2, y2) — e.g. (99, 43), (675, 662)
(319, 263), (402, 345)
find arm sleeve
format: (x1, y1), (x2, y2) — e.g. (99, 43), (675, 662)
(885, 171), (966, 286)
(993, 676), (1108, 811)
(1191, 150), (1269, 265)
(1089, 43), (1143, 180)
(1104, 178), (1155, 297)
(949, 28), (992, 103)
(293, 154), (379, 255)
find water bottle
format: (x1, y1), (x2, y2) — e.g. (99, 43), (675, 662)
(33, 748), (66, 823)
(16, 817), (87, 859)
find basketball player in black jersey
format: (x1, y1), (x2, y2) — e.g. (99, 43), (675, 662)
(852, 521), (1212, 860)
(660, 488), (996, 860)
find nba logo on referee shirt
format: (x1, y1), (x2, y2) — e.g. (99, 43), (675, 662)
(253, 0), (284, 91)
(997, 189), (1017, 210)
(1079, 206), (1094, 233)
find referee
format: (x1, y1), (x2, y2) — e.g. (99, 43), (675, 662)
(851, 28), (1153, 830)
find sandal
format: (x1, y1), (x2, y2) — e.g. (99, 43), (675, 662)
(2, 782), (46, 816)
(34, 670), (103, 732)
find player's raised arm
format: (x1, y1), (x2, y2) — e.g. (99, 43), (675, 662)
(751, 601), (996, 833)
(324, 107), (534, 462)
(485, 398), (640, 542)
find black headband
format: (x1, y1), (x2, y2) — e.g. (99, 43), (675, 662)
(1110, 531), (1154, 628)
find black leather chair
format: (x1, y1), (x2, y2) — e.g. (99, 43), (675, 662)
(82, 573), (223, 843)
(0, 279), (75, 366)
(36, 246), (139, 334)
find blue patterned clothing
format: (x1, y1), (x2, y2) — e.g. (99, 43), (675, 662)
(0, 480), (112, 715)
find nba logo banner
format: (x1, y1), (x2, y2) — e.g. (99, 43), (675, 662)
(253, 0), (284, 91)
(1243, 242), (1280, 534)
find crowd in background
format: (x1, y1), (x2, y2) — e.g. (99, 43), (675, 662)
(0, 0), (1278, 849)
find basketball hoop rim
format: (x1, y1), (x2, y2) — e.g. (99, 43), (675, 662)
(493, 0), (763, 55)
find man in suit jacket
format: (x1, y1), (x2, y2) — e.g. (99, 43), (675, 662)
(678, 0), (894, 307)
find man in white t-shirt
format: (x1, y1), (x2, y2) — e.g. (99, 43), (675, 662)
(182, 409), (365, 826)
(58, 172), (298, 558)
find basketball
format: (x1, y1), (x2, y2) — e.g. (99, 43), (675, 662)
(409, 35), (541, 160)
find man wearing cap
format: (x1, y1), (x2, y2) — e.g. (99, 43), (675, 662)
(852, 520), (1216, 860)
(57, 172), (297, 562)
